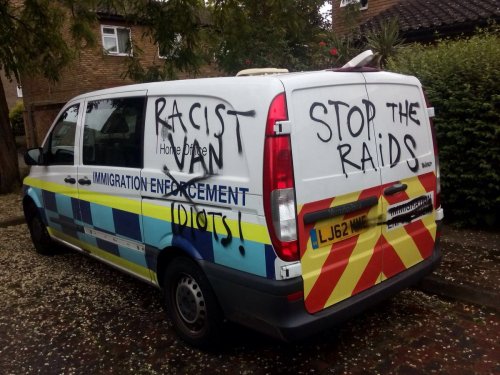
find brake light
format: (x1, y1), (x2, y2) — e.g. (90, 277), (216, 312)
(424, 91), (441, 209)
(263, 93), (299, 262)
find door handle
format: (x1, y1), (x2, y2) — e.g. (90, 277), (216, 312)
(78, 177), (92, 186)
(64, 177), (76, 184)
(384, 183), (407, 196)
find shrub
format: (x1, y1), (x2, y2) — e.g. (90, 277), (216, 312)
(365, 17), (404, 68)
(9, 100), (25, 136)
(387, 30), (500, 228)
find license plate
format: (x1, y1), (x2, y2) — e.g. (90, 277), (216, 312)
(310, 214), (367, 249)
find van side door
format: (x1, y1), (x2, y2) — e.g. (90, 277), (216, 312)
(76, 92), (151, 282)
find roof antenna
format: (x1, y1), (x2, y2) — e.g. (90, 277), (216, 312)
(342, 50), (375, 68)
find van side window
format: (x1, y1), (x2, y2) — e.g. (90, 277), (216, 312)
(82, 97), (145, 168)
(45, 104), (79, 165)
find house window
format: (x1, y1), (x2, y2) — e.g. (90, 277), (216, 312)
(101, 25), (132, 55)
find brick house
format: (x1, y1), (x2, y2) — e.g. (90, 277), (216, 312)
(21, 10), (219, 149)
(332, 0), (500, 42)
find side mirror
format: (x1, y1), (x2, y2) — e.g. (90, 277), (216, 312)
(24, 148), (45, 166)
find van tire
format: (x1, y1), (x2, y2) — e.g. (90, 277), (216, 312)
(163, 257), (223, 348)
(26, 207), (54, 255)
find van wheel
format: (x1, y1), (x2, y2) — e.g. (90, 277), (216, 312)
(26, 208), (54, 255)
(163, 257), (223, 348)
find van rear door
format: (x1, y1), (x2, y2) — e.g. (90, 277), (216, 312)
(363, 73), (438, 280)
(285, 72), (384, 314)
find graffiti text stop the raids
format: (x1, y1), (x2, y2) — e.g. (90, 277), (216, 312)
(155, 98), (255, 175)
(310, 98), (422, 177)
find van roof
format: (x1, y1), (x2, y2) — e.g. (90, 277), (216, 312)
(69, 70), (416, 102)
(69, 74), (289, 101)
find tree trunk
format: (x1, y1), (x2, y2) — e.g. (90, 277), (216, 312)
(0, 75), (21, 193)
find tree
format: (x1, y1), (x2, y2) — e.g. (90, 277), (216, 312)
(207, 0), (326, 74)
(365, 17), (403, 68)
(0, 0), (97, 193)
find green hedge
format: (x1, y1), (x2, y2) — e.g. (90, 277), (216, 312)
(387, 30), (500, 228)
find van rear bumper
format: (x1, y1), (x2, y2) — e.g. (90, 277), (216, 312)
(201, 238), (441, 342)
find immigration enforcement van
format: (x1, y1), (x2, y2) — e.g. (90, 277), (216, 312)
(23, 52), (443, 347)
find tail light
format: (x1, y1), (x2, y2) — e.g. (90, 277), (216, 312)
(424, 91), (441, 209)
(263, 93), (299, 262)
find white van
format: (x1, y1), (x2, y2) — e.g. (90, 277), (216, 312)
(23, 64), (443, 347)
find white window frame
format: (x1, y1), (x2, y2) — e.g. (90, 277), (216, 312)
(158, 46), (167, 60)
(100, 25), (132, 56)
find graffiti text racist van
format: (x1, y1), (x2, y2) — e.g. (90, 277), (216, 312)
(23, 60), (443, 347)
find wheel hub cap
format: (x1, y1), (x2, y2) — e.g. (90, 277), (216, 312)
(175, 275), (206, 326)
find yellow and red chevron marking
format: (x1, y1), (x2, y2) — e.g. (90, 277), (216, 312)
(298, 171), (438, 314)
(380, 171), (437, 279)
(298, 185), (383, 314)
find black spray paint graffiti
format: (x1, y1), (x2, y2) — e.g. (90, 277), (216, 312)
(310, 99), (421, 177)
(154, 99), (255, 258)
(162, 165), (211, 210)
(162, 165), (246, 255)
(155, 98), (256, 174)
(386, 194), (433, 229)
(386, 100), (421, 126)
(170, 201), (246, 255)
